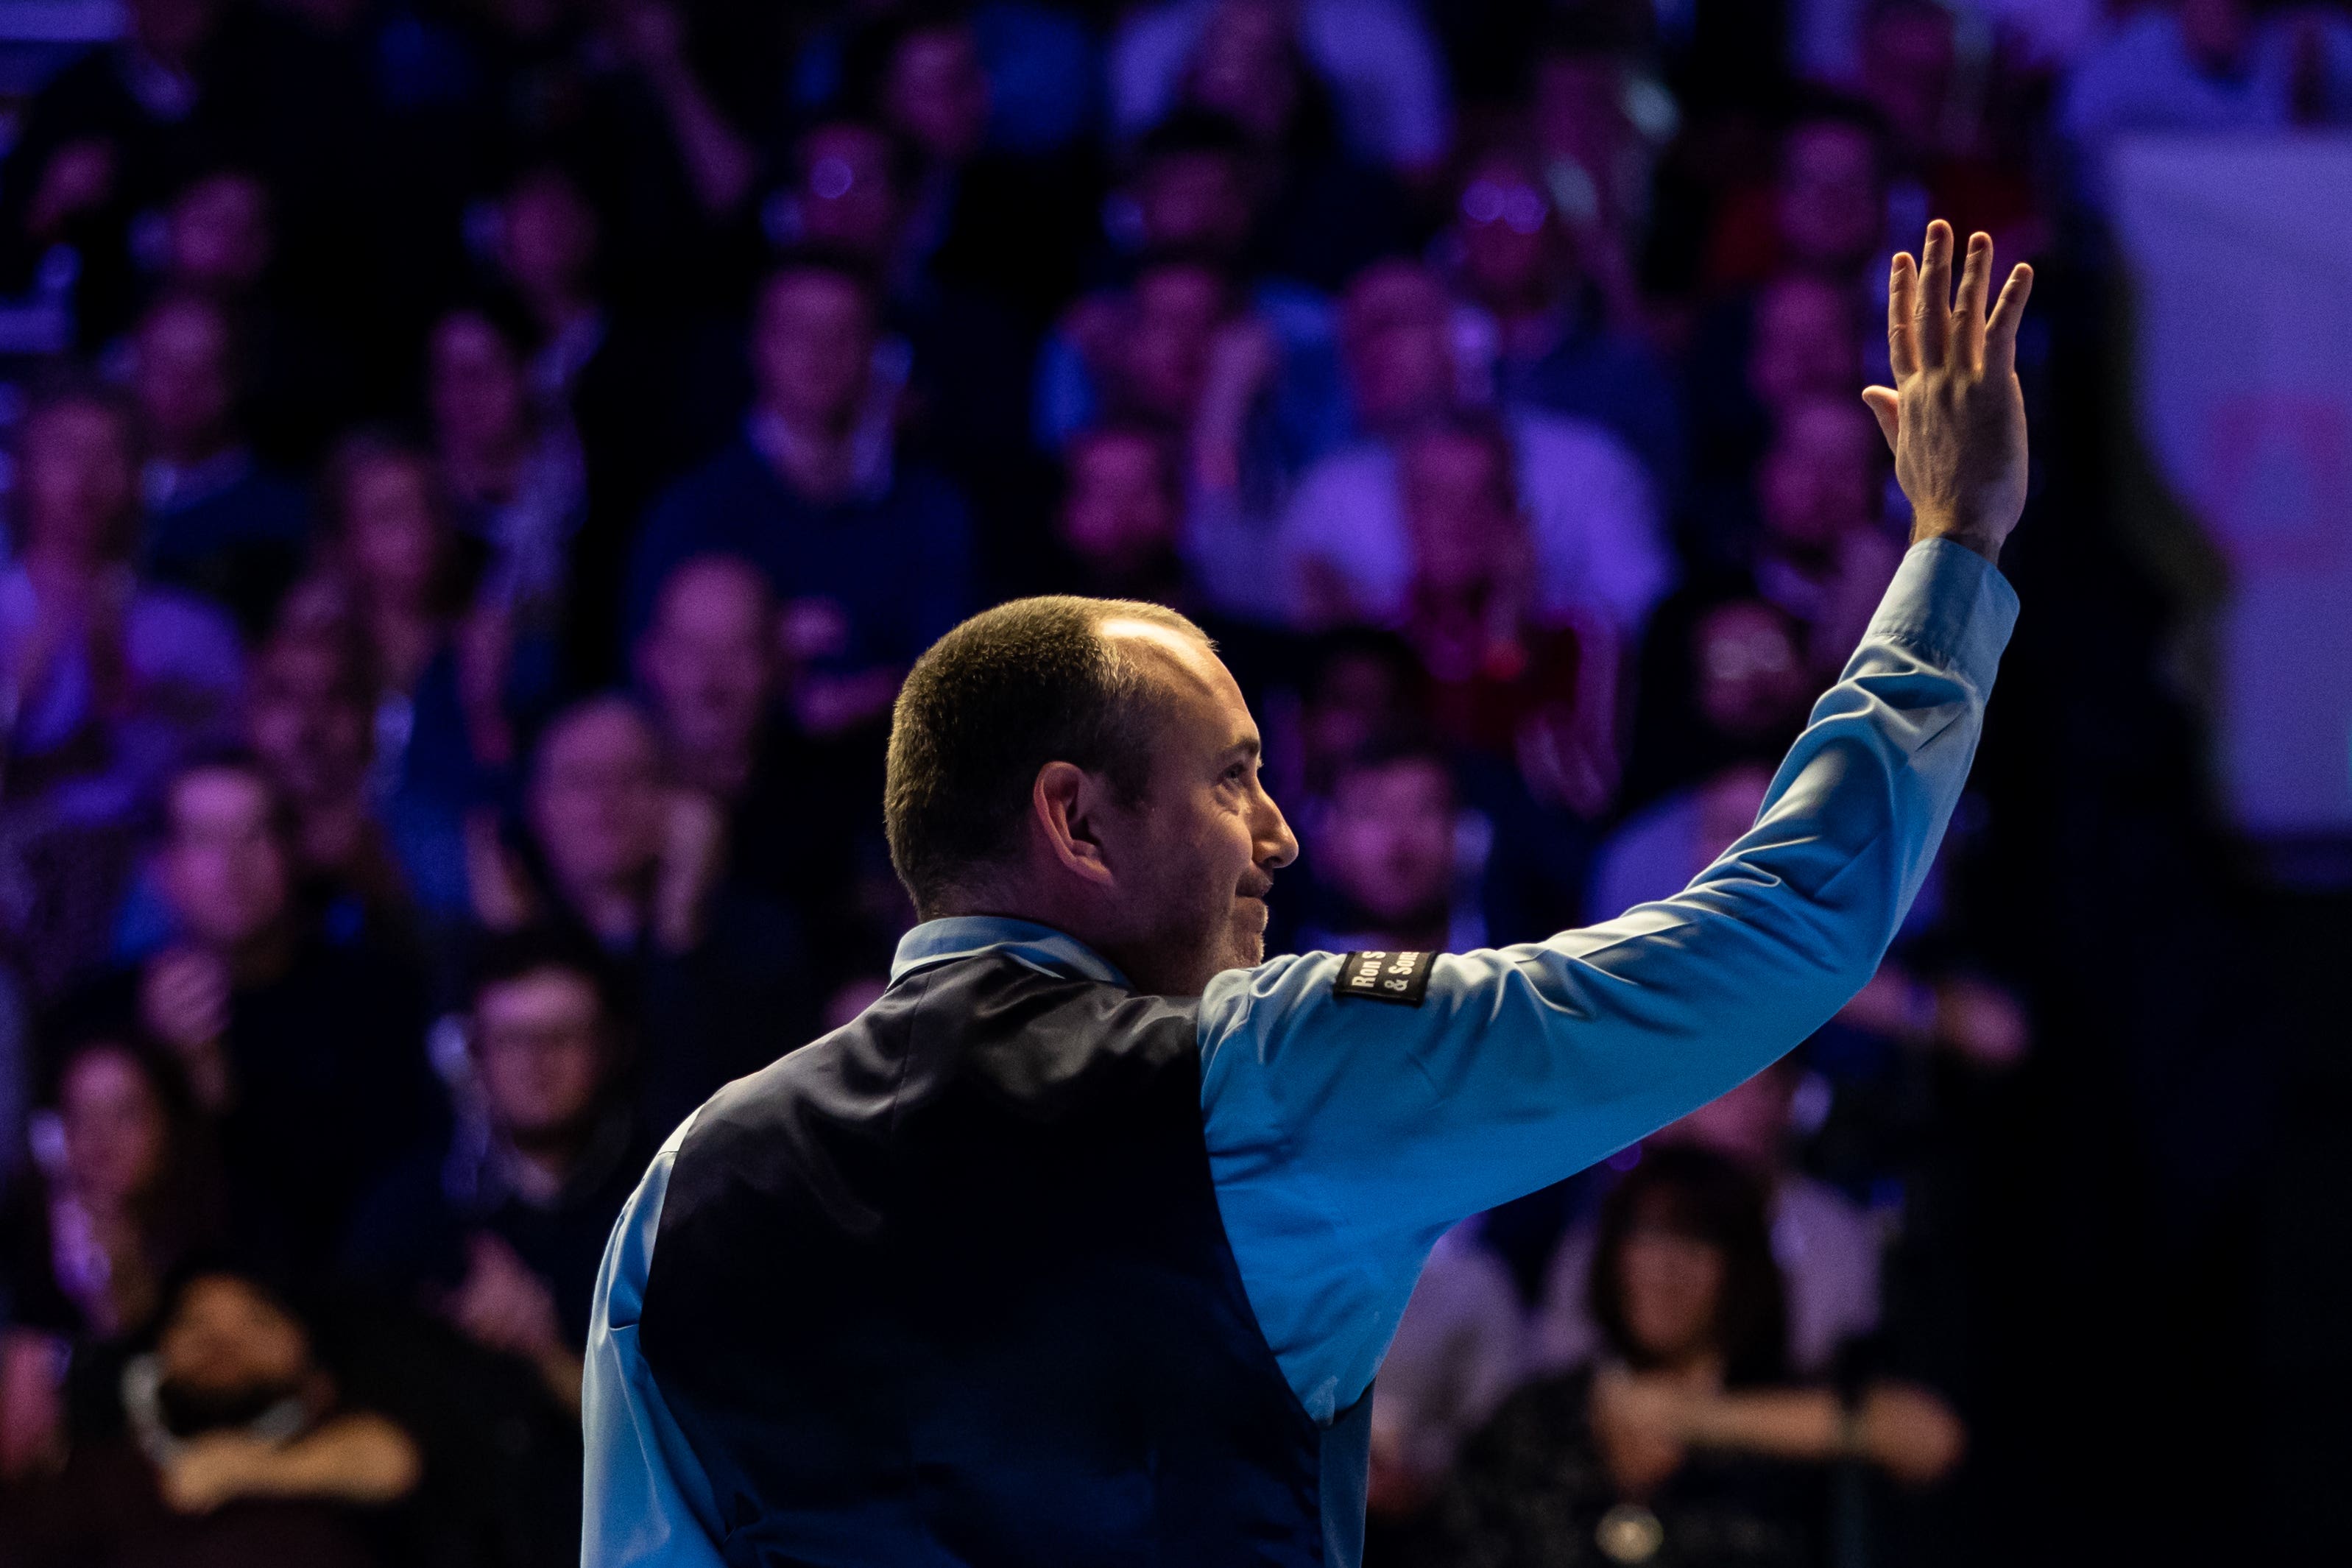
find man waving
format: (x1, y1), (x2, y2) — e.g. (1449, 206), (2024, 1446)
(582, 222), (2032, 1568)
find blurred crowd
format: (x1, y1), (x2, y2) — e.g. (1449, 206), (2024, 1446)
(0, 0), (2345, 1564)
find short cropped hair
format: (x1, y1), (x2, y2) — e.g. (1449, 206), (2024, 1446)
(884, 596), (1207, 915)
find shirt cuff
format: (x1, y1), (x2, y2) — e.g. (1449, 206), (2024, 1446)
(1863, 537), (2021, 694)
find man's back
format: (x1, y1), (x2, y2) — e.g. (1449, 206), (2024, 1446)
(630, 952), (1361, 1566)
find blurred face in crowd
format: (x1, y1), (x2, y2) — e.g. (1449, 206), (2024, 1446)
(1341, 262), (1455, 432)
(155, 1274), (314, 1435)
(1121, 263), (1227, 424)
(1401, 428), (1519, 596)
(1185, 0), (1299, 145)
(1617, 1196), (1730, 1365)
(752, 269), (876, 431)
(1661, 1064), (1796, 1173)
(473, 965), (609, 1147)
(1059, 430), (1179, 585)
(159, 766), (292, 952)
(1748, 274), (1858, 415)
(794, 121), (903, 261)
(638, 556), (777, 769)
(19, 399), (138, 566)
(1693, 601), (1807, 741)
(339, 453), (448, 610)
(530, 699), (667, 894)
(1759, 398), (1879, 555)
(1136, 147), (1255, 259)
(883, 24), (989, 165)
(1304, 647), (1414, 785)
(500, 169), (599, 311)
(1776, 121), (1882, 276)
(1862, 1), (1957, 155)
(134, 295), (239, 462)
(1455, 152), (1564, 314)
(168, 171), (273, 294)
(246, 632), (372, 808)
(429, 310), (530, 456)
(58, 1045), (169, 1208)
(1321, 755), (1455, 932)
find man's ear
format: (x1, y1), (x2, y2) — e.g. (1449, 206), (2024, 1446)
(1032, 760), (1118, 890)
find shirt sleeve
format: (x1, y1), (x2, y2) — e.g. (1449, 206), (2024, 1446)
(1196, 537), (2019, 1421)
(581, 1124), (728, 1568)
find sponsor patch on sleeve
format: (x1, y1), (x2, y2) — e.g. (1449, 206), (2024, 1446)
(1333, 951), (1433, 1006)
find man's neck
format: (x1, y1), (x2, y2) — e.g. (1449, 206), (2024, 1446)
(501, 1123), (595, 1204)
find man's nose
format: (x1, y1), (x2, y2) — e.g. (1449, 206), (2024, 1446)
(1256, 790), (1299, 871)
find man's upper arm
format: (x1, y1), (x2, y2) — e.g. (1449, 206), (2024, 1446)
(581, 1134), (727, 1568)
(1196, 538), (2017, 1414)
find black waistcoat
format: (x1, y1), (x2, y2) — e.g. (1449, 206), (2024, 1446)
(638, 951), (1370, 1566)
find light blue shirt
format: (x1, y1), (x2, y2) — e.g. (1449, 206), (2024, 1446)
(581, 537), (2019, 1564)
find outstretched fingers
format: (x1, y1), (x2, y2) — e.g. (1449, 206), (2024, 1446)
(1914, 219), (1954, 369)
(1985, 261), (2035, 375)
(1954, 232), (1993, 370)
(1887, 251), (1919, 379)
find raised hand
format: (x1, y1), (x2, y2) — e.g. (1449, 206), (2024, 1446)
(1861, 220), (2034, 564)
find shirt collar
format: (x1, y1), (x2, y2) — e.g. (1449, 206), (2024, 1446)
(889, 916), (1130, 989)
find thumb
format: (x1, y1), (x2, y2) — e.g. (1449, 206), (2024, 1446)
(1861, 386), (1901, 453)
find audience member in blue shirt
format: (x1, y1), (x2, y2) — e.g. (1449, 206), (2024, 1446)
(130, 292), (311, 640)
(626, 254), (975, 737)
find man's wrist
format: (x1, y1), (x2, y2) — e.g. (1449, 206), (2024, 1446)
(1909, 512), (2007, 565)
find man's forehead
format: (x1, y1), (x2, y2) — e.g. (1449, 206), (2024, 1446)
(1099, 618), (1254, 735)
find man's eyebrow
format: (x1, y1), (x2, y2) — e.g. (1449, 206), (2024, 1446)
(1225, 736), (1262, 761)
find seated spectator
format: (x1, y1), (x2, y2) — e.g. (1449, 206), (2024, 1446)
(130, 290), (311, 638)
(1292, 741), (1481, 956)
(243, 623), (418, 948)
(633, 554), (873, 975)
(1751, 395), (1904, 673)
(626, 254), (975, 738)
(0, 1262), (421, 1567)
(762, 113), (1048, 596)
(0, 1031), (226, 1481)
(470, 696), (813, 1135)
(1045, 425), (1188, 607)
(1534, 1064), (1884, 1380)
(1111, 0), (1450, 187)
(158, 165), (360, 469)
(1157, 4), (1410, 292)
(1684, 270), (1865, 535)
(1040, 223), (1349, 481)
(1621, 594), (1812, 811)
(344, 928), (651, 1414)
(294, 431), (521, 909)
(425, 300), (585, 660)
(1704, 97), (1892, 299)
(0, 381), (244, 827)
(1445, 143), (1685, 497)
(836, 6), (1101, 324)
(1386, 417), (1615, 816)
(128, 754), (441, 1267)
(1366, 1221), (1526, 1541)
(1413, 1148), (1963, 1568)
(1279, 258), (1667, 640)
